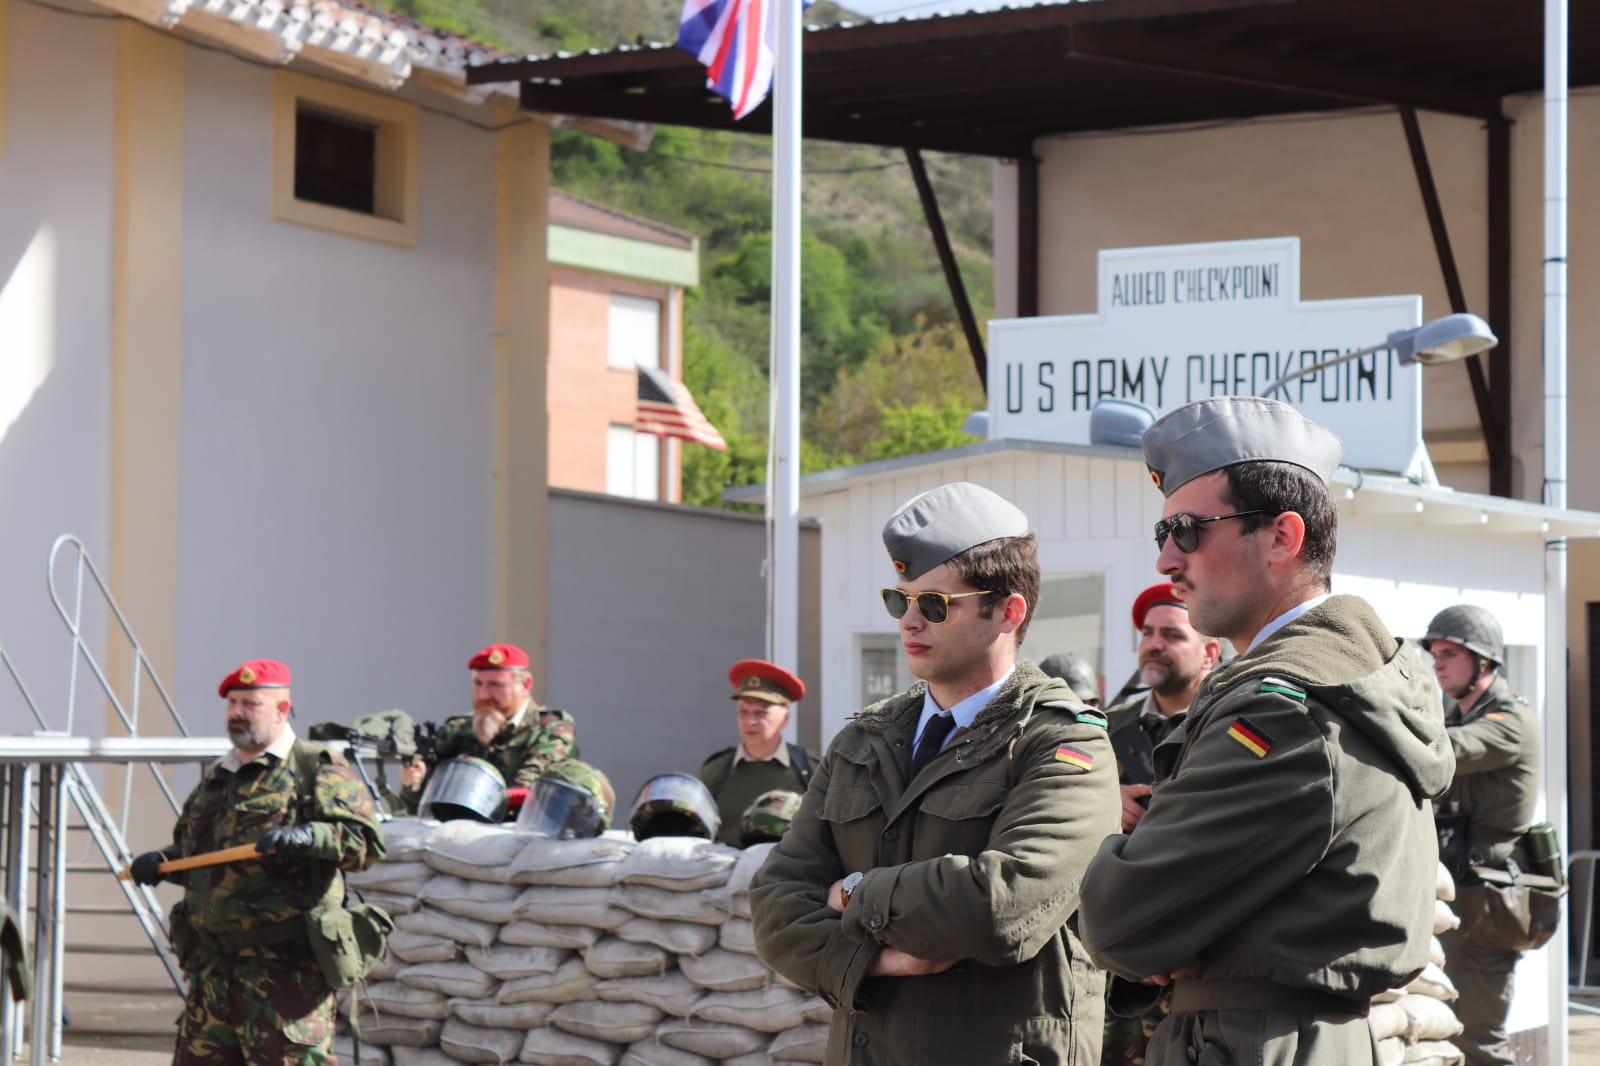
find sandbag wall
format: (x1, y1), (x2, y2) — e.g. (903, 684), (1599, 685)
(1368, 863), (1467, 1066)
(337, 818), (829, 1066)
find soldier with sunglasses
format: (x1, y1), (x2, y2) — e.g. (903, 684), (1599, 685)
(1079, 396), (1454, 1066)
(752, 481), (1118, 1065)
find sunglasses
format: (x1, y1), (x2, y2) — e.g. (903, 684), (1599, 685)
(880, 588), (997, 623)
(1153, 510), (1272, 553)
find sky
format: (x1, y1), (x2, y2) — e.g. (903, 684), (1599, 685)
(842, 0), (1063, 18)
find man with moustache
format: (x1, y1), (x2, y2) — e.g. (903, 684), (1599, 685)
(752, 482), (1119, 1065)
(699, 659), (817, 847)
(129, 659), (385, 1065)
(1106, 582), (1223, 836)
(400, 643), (576, 814)
(1079, 397), (1454, 1066)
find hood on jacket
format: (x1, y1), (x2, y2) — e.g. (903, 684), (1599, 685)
(1219, 595), (1454, 802)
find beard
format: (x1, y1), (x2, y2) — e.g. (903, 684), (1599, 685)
(473, 706), (511, 746)
(1139, 659), (1173, 691)
(228, 719), (275, 752)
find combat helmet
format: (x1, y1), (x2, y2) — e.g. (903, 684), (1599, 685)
(740, 790), (802, 847)
(517, 759), (615, 839)
(1422, 605), (1505, 666)
(628, 773), (721, 842)
(1037, 653), (1100, 706)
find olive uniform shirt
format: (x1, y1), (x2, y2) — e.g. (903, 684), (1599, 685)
(699, 742), (817, 847)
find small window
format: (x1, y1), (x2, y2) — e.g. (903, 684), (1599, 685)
(608, 295), (663, 370)
(294, 108), (377, 215)
(606, 425), (661, 501)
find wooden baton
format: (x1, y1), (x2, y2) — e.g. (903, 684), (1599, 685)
(116, 843), (262, 881)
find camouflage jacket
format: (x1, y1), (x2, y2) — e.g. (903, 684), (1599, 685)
(162, 735), (384, 948)
(403, 705), (577, 814)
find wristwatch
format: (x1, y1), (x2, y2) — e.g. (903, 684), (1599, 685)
(839, 871), (864, 909)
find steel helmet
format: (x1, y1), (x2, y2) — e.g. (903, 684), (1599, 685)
(740, 789), (802, 847)
(517, 759), (615, 839)
(1037, 653), (1100, 706)
(1422, 605), (1505, 666)
(418, 757), (508, 823)
(628, 772), (721, 842)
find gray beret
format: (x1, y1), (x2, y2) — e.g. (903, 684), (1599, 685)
(882, 482), (1029, 580)
(1142, 397), (1345, 497)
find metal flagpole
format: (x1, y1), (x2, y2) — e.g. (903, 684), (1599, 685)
(769, 0), (802, 743)
(1543, 0), (1570, 1061)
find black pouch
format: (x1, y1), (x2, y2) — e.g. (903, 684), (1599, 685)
(1435, 808), (1470, 880)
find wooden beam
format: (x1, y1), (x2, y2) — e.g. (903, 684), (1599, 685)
(1017, 155), (1039, 319)
(906, 148), (988, 391)
(1486, 115), (1514, 497)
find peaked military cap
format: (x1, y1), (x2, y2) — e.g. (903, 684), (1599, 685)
(728, 659), (805, 704)
(882, 482), (1029, 580)
(1142, 396), (1345, 497)
(218, 659), (292, 698)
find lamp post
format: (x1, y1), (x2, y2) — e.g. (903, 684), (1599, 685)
(1256, 312), (1499, 398)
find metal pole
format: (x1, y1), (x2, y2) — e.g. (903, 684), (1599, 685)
(769, 0), (803, 742)
(1543, 1), (1570, 1062)
(28, 766), (54, 1066)
(7, 764), (32, 1063)
(49, 777), (67, 1061)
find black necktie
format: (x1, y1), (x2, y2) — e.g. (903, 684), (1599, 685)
(910, 713), (955, 778)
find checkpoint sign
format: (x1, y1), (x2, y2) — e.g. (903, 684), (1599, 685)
(988, 237), (1425, 476)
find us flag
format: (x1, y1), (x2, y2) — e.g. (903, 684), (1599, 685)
(677, 0), (809, 120)
(637, 367), (728, 450)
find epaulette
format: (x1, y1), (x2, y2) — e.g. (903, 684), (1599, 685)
(1257, 677), (1307, 701)
(700, 746), (736, 768)
(1073, 709), (1109, 729)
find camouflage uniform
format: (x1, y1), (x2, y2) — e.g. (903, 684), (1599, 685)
(159, 730), (384, 1066)
(402, 704), (576, 814)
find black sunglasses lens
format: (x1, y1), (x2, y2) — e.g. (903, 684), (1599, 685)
(1154, 519), (1170, 550)
(917, 593), (950, 623)
(1173, 515), (1200, 553)
(882, 589), (909, 619)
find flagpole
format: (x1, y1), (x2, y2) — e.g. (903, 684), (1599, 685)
(770, 0), (802, 741)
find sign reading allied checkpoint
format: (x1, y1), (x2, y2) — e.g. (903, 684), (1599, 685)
(987, 237), (1426, 476)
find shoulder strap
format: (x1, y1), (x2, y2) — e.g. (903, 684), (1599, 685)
(289, 740), (325, 822)
(713, 750), (737, 796)
(787, 743), (812, 787)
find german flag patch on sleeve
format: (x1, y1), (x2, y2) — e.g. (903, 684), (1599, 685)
(1054, 744), (1094, 771)
(1226, 717), (1274, 758)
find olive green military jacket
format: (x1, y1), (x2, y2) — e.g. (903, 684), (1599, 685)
(1080, 596), (1455, 1056)
(751, 662), (1119, 1066)
(402, 706), (577, 813)
(699, 744), (817, 847)
(162, 739), (384, 968)
(1443, 674), (1540, 868)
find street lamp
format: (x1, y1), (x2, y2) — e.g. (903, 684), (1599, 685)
(1257, 312), (1498, 397)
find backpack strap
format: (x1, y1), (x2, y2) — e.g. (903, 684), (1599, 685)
(289, 740), (326, 823)
(787, 743), (812, 788)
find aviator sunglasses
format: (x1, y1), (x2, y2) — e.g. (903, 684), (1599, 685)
(1153, 510), (1272, 553)
(880, 588), (997, 624)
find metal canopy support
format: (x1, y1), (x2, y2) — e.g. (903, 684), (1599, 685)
(906, 147), (988, 391)
(1398, 105), (1510, 496)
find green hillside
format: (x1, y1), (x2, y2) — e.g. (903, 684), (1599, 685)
(380, 0), (995, 506)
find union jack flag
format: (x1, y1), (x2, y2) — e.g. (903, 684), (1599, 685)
(677, 0), (808, 120)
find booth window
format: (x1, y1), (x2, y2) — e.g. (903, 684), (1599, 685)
(607, 425), (661, 501)
(273, 71), (419, 247)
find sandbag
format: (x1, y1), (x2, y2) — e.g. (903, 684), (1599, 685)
(1429, 936), (1445, 968)
(692, 987), (813, 1033)
(360, 980), (451, 1021)
(466, 943), (570, 980)
(1398, 993), (1464, 1042)
(518, 886), (630, 929)
(423, 821), (527, 884)
(550, 1000), (666, 1045)
(617, 885), (726, 925)
(440, 1018), (525, 1065)
(393, 1048), (462, 1066)
(802, 997), (831, 1023)
(619, 1041), (714, 1066)
(378, 817), (434, 859)
(425, 875), (523, 924)
(519, 1027), (621, 1066)
(334, 1031), (393, 1064)
(351, 860), (433, 896)
(720, 919), (757, 955)
(498, 957), (600, 1005)
(724, 844), (775, 920)
(1436, 862), (1456, 903)
(501, 920), (604, 951)
(1371, 987), (1402, 1004)
(1402, 963), (1458, 1003)
(619, 837), (738, 891)
(397, 960), (500, 1000)
(1433, 898), (1460, 935)
(656, 1019), (769, 1060)
(389, 929), (464, 965)
(678, 948), (772, 992)
(348, 1014), (442, 1048)
(1403, 1040), (1466, 1066)
(595, 972), (705, 1017)
(358, 888), (422, 917)
(513, 837), (634, 887)
(366, 952), (403, 982)
(451, 997), (557, 1029)
(396, 907), (498, 949)
(584, 937), (672, 978)
(1367, 1002), (1408, 1042)
(1376, 1037), (1405, 1066)
(769, 1022), (828, 1063)
(613, 917), (720, 958)
(724, 1054), (776, 1066)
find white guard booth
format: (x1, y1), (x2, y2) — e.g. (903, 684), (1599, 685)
(765, 237), (1600, 1048)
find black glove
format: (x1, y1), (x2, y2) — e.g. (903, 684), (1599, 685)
(255, 825), (316, 867)
(130, 851), (166, 886)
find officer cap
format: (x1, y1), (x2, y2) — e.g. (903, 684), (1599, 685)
(728, 659), (805, 705)
(882, 482), (1029, 580)
(218, 659), (292, 698)
(1132, 582), (1187, 631)
(469, 644), (530, 671)
(1142, 397), (1344, 497)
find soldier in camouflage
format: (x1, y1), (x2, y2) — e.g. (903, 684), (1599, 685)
(400, 643), (577, 815)
(130, 659), (384, 1066)
(739, 789), (801, 846)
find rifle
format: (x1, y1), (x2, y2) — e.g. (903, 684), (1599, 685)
(308, 711), (439, 814)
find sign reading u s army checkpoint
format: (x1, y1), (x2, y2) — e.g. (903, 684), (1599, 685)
(988, 237), (1426, 476)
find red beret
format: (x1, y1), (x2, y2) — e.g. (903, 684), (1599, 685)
(218, 659), (292, 698)
(1132, 582), (1187, 631)
(728, 659), (805, 704)
(469, 643), (530, 670)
